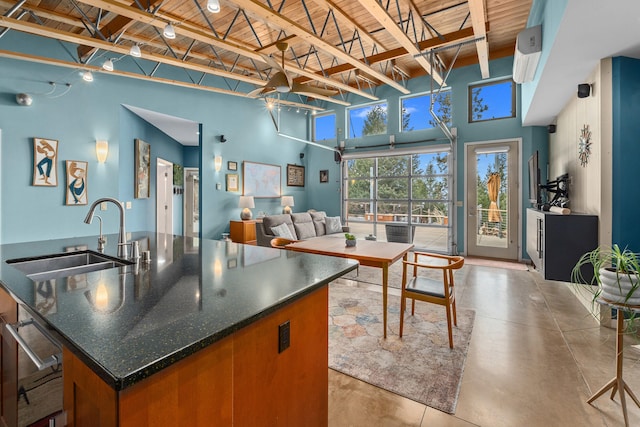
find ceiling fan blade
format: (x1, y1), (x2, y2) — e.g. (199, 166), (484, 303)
(248, 86), (276, 97)
(291, 82), (338, 98)
(265, 71), (291, 92)
(259, 53), (283, 72)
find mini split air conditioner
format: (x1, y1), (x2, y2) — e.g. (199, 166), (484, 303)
(512, 25), (542, 84)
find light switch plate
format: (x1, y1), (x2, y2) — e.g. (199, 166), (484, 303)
(216, 183), (222, 190)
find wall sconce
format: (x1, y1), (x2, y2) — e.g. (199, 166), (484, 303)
(238, 196), (255, 220)
(214, 155), (222, 172)
(281, 196), (294, 214)
(96, 140), (109, 163)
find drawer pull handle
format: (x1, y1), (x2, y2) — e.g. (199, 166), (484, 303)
(5, 319), (62, 371)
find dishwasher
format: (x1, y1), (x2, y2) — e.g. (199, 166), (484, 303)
(3, 306), (65, 427)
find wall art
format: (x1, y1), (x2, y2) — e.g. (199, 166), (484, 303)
(65, 160), (88, 205)
(135, 138), (151, 198)
(32, 137), (58, 186)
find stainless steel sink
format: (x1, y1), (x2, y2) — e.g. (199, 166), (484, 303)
(7, 251), (131, 281)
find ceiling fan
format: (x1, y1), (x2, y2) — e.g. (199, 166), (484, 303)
(249, 42), (338, 98)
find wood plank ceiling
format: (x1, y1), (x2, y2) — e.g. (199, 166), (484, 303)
(0, 0), (533, 109)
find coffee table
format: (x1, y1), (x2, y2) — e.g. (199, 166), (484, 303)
(286, 237), (414, 338)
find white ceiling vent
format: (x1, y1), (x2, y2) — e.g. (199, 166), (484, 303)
(513, 25), (542, 84)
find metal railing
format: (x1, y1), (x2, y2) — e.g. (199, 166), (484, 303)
(476, 207), (507, 237)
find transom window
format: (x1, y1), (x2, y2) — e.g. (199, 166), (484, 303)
(313, 112), (336, 141)
(401, 90), (452, 132)
(347, 101), (388, 138)
(468, 78), (516, 123)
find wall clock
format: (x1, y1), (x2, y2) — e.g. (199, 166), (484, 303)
(578, 124), (592, 167)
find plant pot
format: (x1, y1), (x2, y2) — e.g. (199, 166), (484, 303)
(345, 239), (356, 247)
(599, 267), (640, 305)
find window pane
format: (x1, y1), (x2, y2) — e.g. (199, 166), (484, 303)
(412, 177), (449, 199)
(347, 102), (387, 138)
(377, 178), (408, 199)
(346, 178), (372, 200)
(468, 79), (515, 122)
(313, 113), (336, 141)
(412, 153), (448, 174)
(346, 158), (374, 178)
(346, 201), (371, 221)
(377, 155), (410, 177)
(411, 202), (449, 224)
(401, 91), (451, 132)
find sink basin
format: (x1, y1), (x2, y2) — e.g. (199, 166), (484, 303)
(7, 251), (131, 281)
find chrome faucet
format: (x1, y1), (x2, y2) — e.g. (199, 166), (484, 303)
(84, 197), (128, 258)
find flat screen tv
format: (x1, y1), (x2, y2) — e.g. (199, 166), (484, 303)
(528, 151), (540, 206)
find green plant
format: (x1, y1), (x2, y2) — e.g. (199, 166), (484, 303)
(345, 233), (356, 240)
(572, 244), (640, 317)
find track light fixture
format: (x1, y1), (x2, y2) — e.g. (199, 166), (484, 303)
(102, 59), (114, 71)
(130, 44), (141, 57)
(207, 0), (221, 13)
(163, 23), (176, 39)
(82, 71), (94, 82)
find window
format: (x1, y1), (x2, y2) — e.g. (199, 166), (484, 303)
(313, 112), (336, 141)
(468, 79), (516, 123)
(400, 90), (452, 132)
(342, 150), (452, 252)
(347, 102), (387, 138)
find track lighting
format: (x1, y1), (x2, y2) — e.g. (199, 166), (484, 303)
(82, 71), (94, 82)
(207, 0), (221, 13)
(163, 23), (176, 39)
(102, 59), (114, 71)
(130, 44), (141, 57)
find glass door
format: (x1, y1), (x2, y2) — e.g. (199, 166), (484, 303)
(465, 141), (519, 260)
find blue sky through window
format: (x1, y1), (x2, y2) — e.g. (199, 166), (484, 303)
(313, 113), (336, 141)
(470, 79), (515, 122)
(347, 102), (387, 138)
(401, 91), (451, 132)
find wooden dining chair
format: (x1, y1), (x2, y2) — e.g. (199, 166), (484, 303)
(399, 252), (465, 348)
(270, 237), (298, 249)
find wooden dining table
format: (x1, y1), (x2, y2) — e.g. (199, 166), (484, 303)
(286, 237), (414, 338)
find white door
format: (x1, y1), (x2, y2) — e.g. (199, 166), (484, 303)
(465, 140), (519, 260)
(156, 159), (173, 235)
(184, 168), (199, 238)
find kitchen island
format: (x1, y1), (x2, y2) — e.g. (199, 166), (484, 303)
(0, 232), (358, 426)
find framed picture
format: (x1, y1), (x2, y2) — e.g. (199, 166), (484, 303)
(65, 160), (88, 205)
(135, 138), (151, 198)
(173, 164), (184, 186)
(320, 170), (329, 183)
(228, 161), (237, 171)
(243, 161), (281, 197)
(226, 173), (239, 191)
(32, 137), (58, 186)
(287, 164), (305, 187)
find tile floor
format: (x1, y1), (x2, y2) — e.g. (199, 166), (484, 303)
(328, 264), (640, 426)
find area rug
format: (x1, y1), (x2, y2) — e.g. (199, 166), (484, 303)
(329, 282), (475, 414)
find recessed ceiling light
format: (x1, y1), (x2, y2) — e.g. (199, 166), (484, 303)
(164, 23), (176, 39)
(207, 0), (220, 13)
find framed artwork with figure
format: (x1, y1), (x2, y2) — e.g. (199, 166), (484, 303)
(135, 138), (151, 198)
(65, 160), (88, 205)
(32, 137), (58, 186)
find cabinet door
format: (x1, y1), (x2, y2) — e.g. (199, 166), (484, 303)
(526, 209), (544, 272)
(0, 288), (17, 427)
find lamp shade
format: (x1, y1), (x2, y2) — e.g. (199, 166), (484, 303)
(281, 196), (294, 207)
(207, 0), (221, 13)
(96, 140), (109, 163)
(130, 44), (142, 57)
(214, 155), (222, 171)
(163, 23), (176, 39)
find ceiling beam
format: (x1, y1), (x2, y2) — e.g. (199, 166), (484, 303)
(355, 0), (444, 85)
(468, 0), (490, 78)
(75, 0), (376, 100)
(76, 0), (165, 61)
(232, 0), (409, 94)
(295, 25), (485, 84)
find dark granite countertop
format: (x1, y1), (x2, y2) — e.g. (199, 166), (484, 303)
(0, 232), (358, 390)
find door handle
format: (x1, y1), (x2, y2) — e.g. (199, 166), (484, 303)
(5, 319), (62, 371)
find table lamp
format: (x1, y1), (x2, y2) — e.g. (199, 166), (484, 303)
(239, 196), (255, 220)
(281, 196), (294, 214)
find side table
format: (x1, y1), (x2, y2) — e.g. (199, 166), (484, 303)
(587, 300), (640, 427)
(230, 220), (258, 245)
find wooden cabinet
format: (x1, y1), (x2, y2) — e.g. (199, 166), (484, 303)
(526, 208), (598, 282)
(230, 220), (257, 245)
(63, 286), (328, 427)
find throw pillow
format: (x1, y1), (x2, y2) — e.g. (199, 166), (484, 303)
(325, 216), (343, 234)
(271, 223), (296, 240)
(294, 221), (316, 239)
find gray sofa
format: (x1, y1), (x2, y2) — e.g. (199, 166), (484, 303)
(256, 211), (349, 247)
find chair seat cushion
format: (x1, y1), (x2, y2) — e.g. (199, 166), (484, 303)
(405, 276), (452, 298)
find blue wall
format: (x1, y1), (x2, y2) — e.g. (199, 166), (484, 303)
(0, 32), (309, 244)
(611, 57), (640, 252)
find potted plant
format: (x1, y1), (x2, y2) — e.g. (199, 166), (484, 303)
(572, 244), (640, 307)
(345, 233), (356, 247)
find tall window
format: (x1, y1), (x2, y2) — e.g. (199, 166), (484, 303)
(313, 112), (336, 141)
(468, 78), (516, 123)
(401, 90), (452, 132)
(347, 101), (388, 138)
(342, 150), (452, 252)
